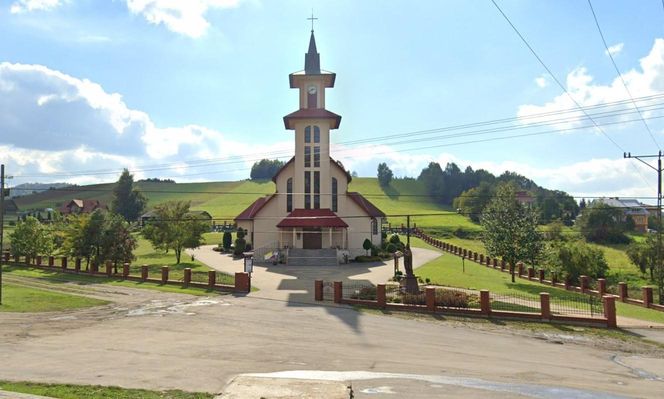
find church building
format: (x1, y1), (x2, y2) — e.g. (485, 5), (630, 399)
(235, 29), (385, 261)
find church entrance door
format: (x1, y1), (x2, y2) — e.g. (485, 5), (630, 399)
(303, 228), (322, 249)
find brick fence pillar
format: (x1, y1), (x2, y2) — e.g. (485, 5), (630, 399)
(500, 259), (505, 271)
(13, 254), (19, 263)
(479, 254), (484, 265)
(182, 268), (191, 286)
(377, 284), (386, 309)
(540, 292), (551, 320)
(48, 256), (54, 267)
(580, 275), (589, 292)
(75, 258), (81, 273)
(36, 255), (42, 266)
(141, 265), (149, 280)
(90, 261), (98, 274)
(123, 262), (130, 278)
(314, 280), (323, 301)
(551, 272), (558, 285)
(473, 252), (478, 262)
(161, 266), (169, 284)
(234, 272), (251, 293)
(25, 255), (31, 265)
(334, 281), (342, 304)
(106, 260), (113, 276)
(538, 269), (545, 283)
(61, 256), (67, 270)
(618, 282), (628, 302)
(603, 295), (617, 328)
(517, 262), (524, 276)
(480, 289), (491, 315)
(426, 287), (436, 311)
(208, 270), (216, 287)
(493, 258), (498, 268)
(527, 267), (535, 280)
(643, 286), (654, 308)
(597, 278), (606, 297)
(3, 251), (9, 262)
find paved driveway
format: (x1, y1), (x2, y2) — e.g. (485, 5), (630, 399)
(187, 246), (441, 303)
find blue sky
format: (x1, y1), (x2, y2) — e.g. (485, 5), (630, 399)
(1, 0), (663, 201)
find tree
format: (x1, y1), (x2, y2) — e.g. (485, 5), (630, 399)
(481, 184), (543, 282)
(377, 163), (393, 187)
(577, 203), (630, 244)
(546, 241), (608, 285)
(627, 240), (653, 277)
(99, 214), (137, 273)
(453, 182), (494, 223)
(363, 238), (372, 255)
(418, 162), (445, 202)
(142, 201), (208, 264)
(9, 217), (53, 257)
(233, 228), (247, 256)
(111, 169), (147, 222)
(250, 159), (285, 180)
(222, 231), (233, 252)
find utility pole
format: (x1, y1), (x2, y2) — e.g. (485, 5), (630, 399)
(0, 164), (4, 305)
(406, 215), (411, 246)
(624, 151), (663, 304)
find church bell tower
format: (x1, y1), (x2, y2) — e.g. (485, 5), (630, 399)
(283, 26), (341, 211)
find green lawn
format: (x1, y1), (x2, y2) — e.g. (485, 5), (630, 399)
(131, 236), (234, 285)
(411, 238), (664, 324)
(0, 380), (213, 399)
(2, 265), (228, 297)
(0, 283), (108, 312)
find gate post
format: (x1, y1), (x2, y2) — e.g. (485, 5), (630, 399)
(333, 281), (342, 304)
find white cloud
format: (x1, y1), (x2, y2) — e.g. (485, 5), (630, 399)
(534, 75), (548, 88)
(605, 42), (624, 57)
(0, 61), (292, 185)
(518, 38), (664, 131)
(125, 0), (242, 38)
(10, 0), (63, 14)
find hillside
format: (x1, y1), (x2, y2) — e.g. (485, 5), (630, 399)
(13, 177), (475, 229)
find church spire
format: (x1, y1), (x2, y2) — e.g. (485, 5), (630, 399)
(304, 12), (321, 74)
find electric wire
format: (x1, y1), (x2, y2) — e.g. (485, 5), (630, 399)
(587, 0), (661, 150)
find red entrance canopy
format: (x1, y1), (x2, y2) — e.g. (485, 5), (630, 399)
(277, 209), (348, 228)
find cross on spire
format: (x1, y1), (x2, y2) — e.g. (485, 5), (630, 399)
(307, 10), (318, 32)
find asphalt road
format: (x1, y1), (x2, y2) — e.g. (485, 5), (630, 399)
(1, 281), (663, 398)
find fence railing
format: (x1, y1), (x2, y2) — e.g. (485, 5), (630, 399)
(413, 230), (664, 313)
(315, 280), (617, 328)
(252, 241), (280, 264)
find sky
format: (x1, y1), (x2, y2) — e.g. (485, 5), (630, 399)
(0, 0), (663, 202)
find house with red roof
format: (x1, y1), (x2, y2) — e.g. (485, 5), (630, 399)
(59, 199), (107, 215)
(235, 30), (385, 261)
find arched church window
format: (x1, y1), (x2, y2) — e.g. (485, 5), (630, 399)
(305, 126), (311, 143)
(287, 178), (293, 212)
(371, 218), (378, 235)
(332, 178), (338, 212)
(314, 126), (320, 143)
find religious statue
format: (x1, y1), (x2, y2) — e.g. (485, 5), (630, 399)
(403, 244), (414, 277)
(400, 244), (419, 294)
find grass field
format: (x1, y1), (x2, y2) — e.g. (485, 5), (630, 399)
(2, 264), (229, 296)
(0, 380), (213, 399)
(0, 283), (109, 312)
(410, 237), (664, 324)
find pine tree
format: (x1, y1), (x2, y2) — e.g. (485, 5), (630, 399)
(111, 169), (147, 221)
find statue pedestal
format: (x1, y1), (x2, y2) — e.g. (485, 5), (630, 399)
(400, 275), (420, 294)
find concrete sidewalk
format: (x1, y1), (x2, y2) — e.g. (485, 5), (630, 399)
(188, 246), (441, 303)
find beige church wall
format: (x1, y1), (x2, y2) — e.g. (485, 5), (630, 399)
(342, 195), (382, 254)
(274, 161), (295, 212)
(250, 197), (282, 250)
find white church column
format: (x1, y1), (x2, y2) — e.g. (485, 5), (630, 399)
(329, 228), (333, 248)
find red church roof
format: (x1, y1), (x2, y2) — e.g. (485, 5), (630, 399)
(276, 209), (348, 228)
(347, 192), (386, 217)
(283, 108), (342, 130)
(235, 195), (275, 221)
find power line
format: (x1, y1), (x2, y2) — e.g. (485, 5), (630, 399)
(11, 93), (664, 179)
(587, 0), (661, 150)
(489, 0), (655, 190)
